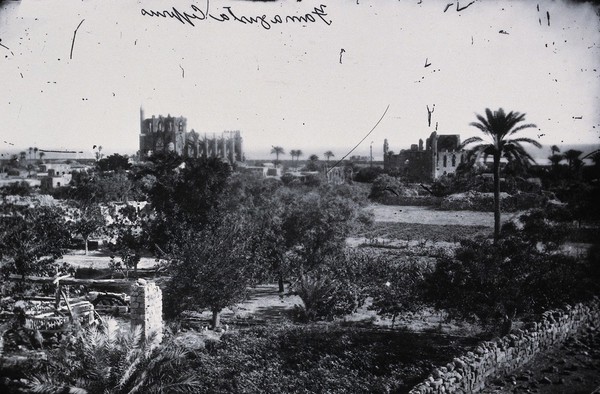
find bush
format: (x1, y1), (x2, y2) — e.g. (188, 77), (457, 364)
(369, 174), (408, 200)
(292, 275), (358, 322)
(25, 319), (201, 393)
(0, 181), (32, 197)
(189, 325), (474, 393)
(354, 167), (384, 183)
(424, 210), (600, 335)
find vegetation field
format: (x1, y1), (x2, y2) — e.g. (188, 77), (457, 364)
(169, 324), (482, 394)
(355, 221), (491, 243)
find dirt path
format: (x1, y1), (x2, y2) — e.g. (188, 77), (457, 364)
(366, 204), (521, 227)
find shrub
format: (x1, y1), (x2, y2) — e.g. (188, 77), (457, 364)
(424, 210), (600, 335)
(369, 174), (405, 200)
(25, 319), (201, 394)
(0, 181), (32, 197)
(292, 275), (358, 322)
(354, 167), (384, 183)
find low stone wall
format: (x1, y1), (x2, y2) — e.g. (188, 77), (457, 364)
(409, 299), (600, 394)
(130, 279), (163, 343)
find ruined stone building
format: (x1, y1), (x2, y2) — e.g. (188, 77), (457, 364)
(383, 132), (465, 182)
(138, 107), (243, 164)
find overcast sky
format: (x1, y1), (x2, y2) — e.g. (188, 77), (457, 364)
(1, 0), (599, 160)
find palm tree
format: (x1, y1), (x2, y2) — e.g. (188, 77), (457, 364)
(19, 151), (26, 163)
(290, 149), (298, 164)
(550, 145), (560, 155)
(324, 151), (335, 164)
(548, 153), (563, 168)
(461, 108), (540, 243)
(28, 319), (201, 393)
(296, 149), (303, 166)
(563, 149), (583, 172)
(39, 151), (45, 162)
(28, 147), (33, 161)
(271, 146), (285, 165)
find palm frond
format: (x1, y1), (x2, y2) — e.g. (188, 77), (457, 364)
(508, 123), (537, 136)
(508, 137), (542, 148)
(459, 136), (483, 149)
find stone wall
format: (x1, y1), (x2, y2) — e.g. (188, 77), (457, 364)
(130, 279), (163, 343)
(409, 299), (600, 394)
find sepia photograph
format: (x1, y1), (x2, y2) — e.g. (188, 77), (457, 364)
(1, 0), (599, 392)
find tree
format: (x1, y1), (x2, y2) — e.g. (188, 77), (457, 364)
(550, 144), (560, 155)
(164, 209), (262, 327)
(33, 147), (38, 162)
(38, 151), (45, 162)
(425, 209), (599, 335)
(68, 172), (139, 203)
(365, 256), (429, 328)
(106, 203), (150, 278)
(139, 154), (232, 253)
(548, 153), (563, 168)
(271, 146), (285, 165)
(289, 149), (298, 166)
(68, 201), (105, 255)
(94, 145), (104, 161)
(1, 181), (32, 197)
(296, 149), (303, 166)
(19, 151), (26, 163)
(324, 151), (335, 164)
(304, 154), (320, 171)
(96, 153), (131, 172)
(0, 204), (71, 277)
(279, 187), (372, 275)
(461, 108), (540, 242)
(563, 149), (583, 172)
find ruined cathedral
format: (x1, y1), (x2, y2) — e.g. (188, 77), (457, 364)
(138, 107), (243, 164)
(383, 131), (465, 182)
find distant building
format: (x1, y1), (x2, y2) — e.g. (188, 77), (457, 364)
(138, 107), (243, 164)
(40, 168), (72, 190)
(39, 162), (89, 191)
(383, 132), (465, 182)
(239, 162), (282, 178)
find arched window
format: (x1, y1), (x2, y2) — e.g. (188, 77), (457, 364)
(158, 122), (163, 132)
(443, 154), (447, 167)
(179, 121), (183, 132)
(452, 155), (456, 167)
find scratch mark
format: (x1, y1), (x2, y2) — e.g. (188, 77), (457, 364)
(327, 104), (390, 172)
(339, 48), (345, 64)
(70, 19), (85, 60)
(444, 3), (453, 12)
(546, 11), (550, 26)
(471, 36), (474, 45)
(457, 1), (475, 12)
(427, 104), (435, 127)
(572, 116), (582, 119)
(424, 58), (431, 67)
(20, 72), (23, 78)
(499, 30), (509, 35)
(0, 39), (9, 51)
(179, 64), (184, 78)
